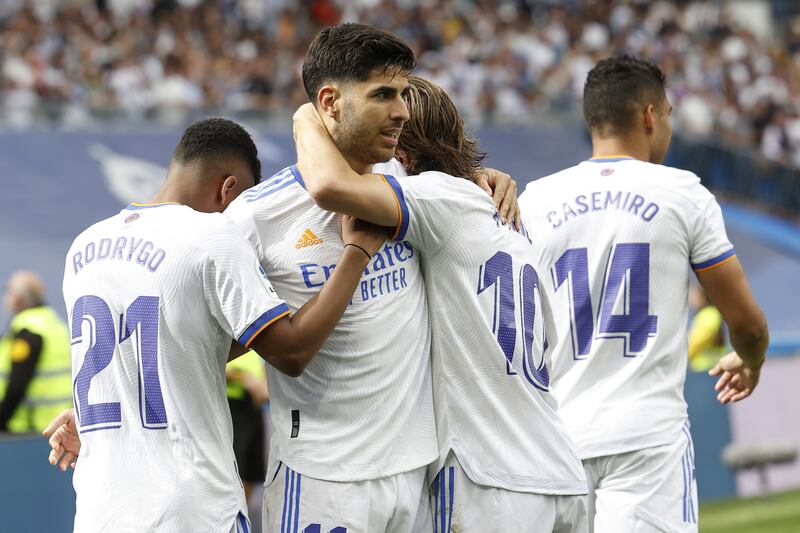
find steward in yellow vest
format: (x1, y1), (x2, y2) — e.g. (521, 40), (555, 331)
(0, 271), (72, 433)
(226, 350), (269, 503)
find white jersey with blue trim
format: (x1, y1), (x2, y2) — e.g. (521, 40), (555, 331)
(518, 157), (735, 459)
(225, 166), (437, 482)
(386, 170), (586, 495)
(62, 203), (286, 532)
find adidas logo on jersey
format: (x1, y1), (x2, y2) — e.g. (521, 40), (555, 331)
(295, 229), (323, 249)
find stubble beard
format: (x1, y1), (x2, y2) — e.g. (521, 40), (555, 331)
(331, 101), (395, 169)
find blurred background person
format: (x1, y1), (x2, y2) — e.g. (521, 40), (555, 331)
(226, 350), (269, 514)
(0, 270), (71, 433)
(688, 285), (729, 373)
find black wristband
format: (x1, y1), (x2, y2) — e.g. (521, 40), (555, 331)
(345, 243), (372, 260)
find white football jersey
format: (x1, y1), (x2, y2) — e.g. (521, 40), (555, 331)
(519, 157), (735, 459)
(63, 203), (288, 532)
(389, 170), (586, 495)
(225, 166), (437, 482)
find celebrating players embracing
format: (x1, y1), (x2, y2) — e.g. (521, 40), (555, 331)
(52, 118), (386, 532)
(293, 76), (589, 531)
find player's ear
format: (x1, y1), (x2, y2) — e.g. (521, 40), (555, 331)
(219, 175), (238, 209)
(643, 104), (656, 133)
(318, 85), (340, 120)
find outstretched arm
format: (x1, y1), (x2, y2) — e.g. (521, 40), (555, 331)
(696, 258), (769, 403)
(247, 216), (386, 377)
(294, 104), (520, 229)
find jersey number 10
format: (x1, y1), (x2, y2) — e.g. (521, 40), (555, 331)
(71, 295), (167, 433)
(478, 251), (550, 391)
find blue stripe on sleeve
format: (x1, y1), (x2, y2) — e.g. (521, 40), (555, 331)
(245, 179), (300, 202)
(290, 165), (307, 189)
(691, 248), (736, 271)
(381, 174), (410, 241)
(244, 169), (293, 200)
(238, 303), (291, 348)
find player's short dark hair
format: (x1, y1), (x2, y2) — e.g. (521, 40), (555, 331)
(302, 23), (416, 102)
(171, 118), (262, 183)
(583, 55), (667, 136)
(399, 76), (485, 178)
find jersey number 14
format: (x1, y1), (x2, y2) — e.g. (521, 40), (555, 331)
(553, 243), (658, 359)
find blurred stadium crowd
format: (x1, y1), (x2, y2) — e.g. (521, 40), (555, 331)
(1, 0), (799, 166)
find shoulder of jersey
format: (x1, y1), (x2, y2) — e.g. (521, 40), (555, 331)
(631, 161), (706, 199)
(126, 206), (240, 242)
(636, 160), (700, 183)
(234, 166), (306, 209)
(68, 212), (124, 250)
(521, 164), (579, 197)
(523, 161), (701, 194)
(414, 170), (487, 195)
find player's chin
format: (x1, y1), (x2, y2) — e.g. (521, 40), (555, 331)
(372, 146), (397, 163)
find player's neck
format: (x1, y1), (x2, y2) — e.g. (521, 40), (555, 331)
(591, 136), (650, 162)
(343, 153), (372, 174)
(150, 181), (208, 212)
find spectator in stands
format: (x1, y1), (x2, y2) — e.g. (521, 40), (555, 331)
(0, 271), (72, 433)
(2, 0), (800, 167)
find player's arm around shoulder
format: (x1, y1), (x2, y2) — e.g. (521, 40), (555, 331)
(696, 258), (769, 403)
(472, 167), (520, 228)
(247, 216), (387, 377)
(293, 103), (400, 228)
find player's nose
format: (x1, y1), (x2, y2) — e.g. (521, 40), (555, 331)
(390, 95), (410, 123)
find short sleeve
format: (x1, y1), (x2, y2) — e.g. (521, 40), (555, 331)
(687, 184), (736, 272)
(201, 226), (290, 348)
(390, 172), (476, 253)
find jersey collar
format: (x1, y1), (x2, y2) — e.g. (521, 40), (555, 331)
(585, 155), (636, 163)
(125, 202), (181, 210)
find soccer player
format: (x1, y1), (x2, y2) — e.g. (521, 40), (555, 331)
(224, 24), (518, 533)
(222, 25), (437, 532)
(517, 56), (769, 532)
(47, 24), (517, 533)
(293, 77), (589, 531)
(57, 117), (386, 532)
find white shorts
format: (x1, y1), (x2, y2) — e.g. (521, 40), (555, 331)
(228, 512), (251, 533)
(430, 453), (588, 533)
(262, 463), (430, 533)
(584, 424), (698, 533)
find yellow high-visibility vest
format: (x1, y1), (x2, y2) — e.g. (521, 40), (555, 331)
(226, 351), (266, 400)
(0, 306), (72, 432)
